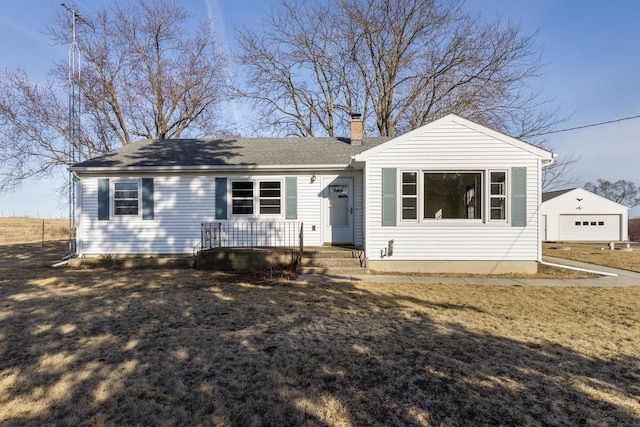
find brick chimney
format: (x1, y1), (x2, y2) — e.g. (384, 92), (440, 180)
(350, 113), (363, 146)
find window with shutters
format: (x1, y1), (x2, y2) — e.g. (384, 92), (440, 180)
(396, 169), (513, 223)
(231, 180), (282, 216)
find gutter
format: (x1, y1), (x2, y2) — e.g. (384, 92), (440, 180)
(541, 152), (557, 168)
(68, 163), (353, 173)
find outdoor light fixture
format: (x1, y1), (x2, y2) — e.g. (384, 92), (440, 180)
(311, 174), (317, 183)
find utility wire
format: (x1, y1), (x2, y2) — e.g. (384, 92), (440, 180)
(532, 114), (640, 136)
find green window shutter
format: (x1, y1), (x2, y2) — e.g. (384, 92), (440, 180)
(98, 178), (110, 220)
(215, 177), (228, 220)
(382, 168), (397, 226)
(142, 178), (154, 220)
(285, 177), (298, 220)
(511, 167), (527, 227)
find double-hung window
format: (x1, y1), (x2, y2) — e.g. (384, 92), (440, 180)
(259, 181), (281, 214)
(232, 181), (254, 214)
(231, 180), (282, 216)
(489, 171), (507, 221)
(114, 182), (139, 215)
(401, 172), (418, 220)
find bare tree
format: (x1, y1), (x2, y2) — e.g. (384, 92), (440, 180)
(235, 0), (560, 139)
(234, 1), (354, 137)
(539, 147), (581, 192)
(0, 0), (226, 192)
(584, 179), (640, 208)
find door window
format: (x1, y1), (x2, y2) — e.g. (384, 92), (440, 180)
(329, 184), (348, 225)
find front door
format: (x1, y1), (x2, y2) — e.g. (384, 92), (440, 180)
(324, 178), (354, 245)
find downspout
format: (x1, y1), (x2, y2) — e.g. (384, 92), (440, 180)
(541, 153), (557, 168)
(63, 169), (82, 260)
(538, 154), (557, 262)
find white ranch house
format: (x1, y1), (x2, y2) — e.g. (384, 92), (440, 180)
(69, 114), (554, 274)
(541, 188), (629, 242)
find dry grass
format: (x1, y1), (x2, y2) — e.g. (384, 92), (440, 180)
(0, 217), (70, 268)
(0, 217), (69, 245)
(544, 243), (640, 273)
(1, 217), (638, 424)
(0, 268), (638, 426)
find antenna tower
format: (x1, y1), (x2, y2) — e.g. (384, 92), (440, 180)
(63, 3), (82, 255)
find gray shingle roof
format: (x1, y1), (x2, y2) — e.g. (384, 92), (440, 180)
(542, 188), (576, 202)
(72, 137), (392, 169)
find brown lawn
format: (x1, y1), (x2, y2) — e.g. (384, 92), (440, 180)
(1, 217), (638, 425)
(0, 217), (68, 245)
(1, 268), (639, 426)
(544, 243), (640, 273)
(0, 218), (69, 268)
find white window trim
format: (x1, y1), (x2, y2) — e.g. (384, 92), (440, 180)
(113, 180), (140, 217)
(400, 170), (419, 222)
(488, 169), (509, 223)
(229, 178), (284, 218)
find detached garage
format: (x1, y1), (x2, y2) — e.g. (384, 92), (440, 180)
(541, 188), (628, 241)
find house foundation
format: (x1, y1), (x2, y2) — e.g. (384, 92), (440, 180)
(367, 260), (538, 275)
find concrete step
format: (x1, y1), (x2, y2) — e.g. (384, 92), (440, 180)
(297, 266), (369, 275)
(300, 258), (363, 268)
(302, 250), (364, 259)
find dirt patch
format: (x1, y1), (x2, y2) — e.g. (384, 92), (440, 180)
(544, 243), (640, 273)
(1, 268), (638, 426)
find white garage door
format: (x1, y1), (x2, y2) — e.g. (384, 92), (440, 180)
(558, 215), (621, 241)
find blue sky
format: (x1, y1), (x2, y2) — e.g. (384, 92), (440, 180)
(0, 0), (639, 218)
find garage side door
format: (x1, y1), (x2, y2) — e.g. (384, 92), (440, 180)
(558, 215), (621, 241)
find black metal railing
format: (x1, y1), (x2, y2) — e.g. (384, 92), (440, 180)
(201, 221), (303, 251)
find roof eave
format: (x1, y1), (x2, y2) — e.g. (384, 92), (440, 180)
(68, 163), (352, 174)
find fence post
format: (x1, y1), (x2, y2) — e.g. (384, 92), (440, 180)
(299, 222), (304, 263)
(42, 220), (45, 248)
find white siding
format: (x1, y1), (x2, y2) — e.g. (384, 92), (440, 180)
(364, 121), (543, 262)
(79, 174), (216, 255)
(296, 171), (363, 246)
(297, 174), (324, 246)
(77, 170), (363, 255)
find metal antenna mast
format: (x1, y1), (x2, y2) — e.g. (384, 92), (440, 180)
(63, 3), (82, 256)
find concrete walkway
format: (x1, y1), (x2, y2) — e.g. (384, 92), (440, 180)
(297, 257), (640, 287)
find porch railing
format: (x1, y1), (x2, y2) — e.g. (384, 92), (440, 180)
(201, 221), (304, 253)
